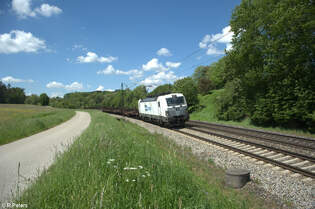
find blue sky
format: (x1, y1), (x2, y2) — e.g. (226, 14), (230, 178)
(0, 0), (240, 97)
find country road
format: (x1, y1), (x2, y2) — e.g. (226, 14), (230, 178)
(0, 111), (91, 204)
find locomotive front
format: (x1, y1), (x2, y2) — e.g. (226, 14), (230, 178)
(162, 93), (189, 126)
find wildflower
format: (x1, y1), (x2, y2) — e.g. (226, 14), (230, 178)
(138, 165), (143, 169)
(132, 179), (136, 182)
(113, 165), (118, 168)
(124, 167), (137, 170)
(141, 175), (146, 178)
(107, 161), (111, 164)
(126, 179), (129, 182)
(109, 159), (115, 162)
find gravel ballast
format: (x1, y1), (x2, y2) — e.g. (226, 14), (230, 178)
(110, 114), (314, 209)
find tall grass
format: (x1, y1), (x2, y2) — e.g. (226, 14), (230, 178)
(17, 110), (274, 209)
(0, 104), (75, 145)
(190, 91), (315, 138)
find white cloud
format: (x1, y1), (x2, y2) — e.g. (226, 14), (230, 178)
(97, 65), (116, 75)
(46, 81), (83, 91)
(1, 76), (34, 83)
(65, 82), (83, 91)
(199, 35), (211, 49)
(72, 44), (87, 51)
(157, 48), (172, 56)
(210, 26), (233, 44)
(199, 26), (234, 54)
(105, 89), (115, 92)
(12, 0), (62, 18)
(0, 30), (46, 54)
(34, 4), (62, 17)
(206, 44), (224, 55)
(96, 85), (104, 91)
(97, 65), (143, 80)
(139, 71), (177, 87)
(166, 61), (181, 68)
(12, 0), (35, 18)
(77, 52), (117, 63)
(142, 58), (167, 72)
(226, 43), (233, 51)
(46, 81), (64, 88)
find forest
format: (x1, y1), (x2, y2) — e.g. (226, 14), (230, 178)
(1, 0), (314, 132)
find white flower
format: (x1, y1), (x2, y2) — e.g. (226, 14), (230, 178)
(107, 161), (111, 164)
(109, 159), (115, 162)
(138, 165), (143, 169)
(124, 167), (137, 170)
(132, 179), (136, 182)
(114, 165), (118, 168)
(126, 179), (129, 182)
(141, 175), (146, 178)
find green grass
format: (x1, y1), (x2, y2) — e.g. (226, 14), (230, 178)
(0, 104), (75, 145)
(190, 90), (315, 138)
(16, 110), (280, 209)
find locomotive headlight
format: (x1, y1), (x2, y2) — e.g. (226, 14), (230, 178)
(165, 111), (169, 116)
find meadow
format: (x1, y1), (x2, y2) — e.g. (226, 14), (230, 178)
(17, 110), (280, 208)
(190, 90), (315, 138)
(0, 104), (75, 145)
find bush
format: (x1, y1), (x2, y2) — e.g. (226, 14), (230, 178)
(39, 93), (50, 106)
(216, 79), (246, 121)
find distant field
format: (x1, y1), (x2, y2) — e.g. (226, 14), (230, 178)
(17, 110), (280, 208)
(0, 104), (75, 145)
(190, 91), (315, 138)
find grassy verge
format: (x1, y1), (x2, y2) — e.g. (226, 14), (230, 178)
(17, 110), (278, 208)
(190, 90), (315, 138)
(0, 104), (75, 145)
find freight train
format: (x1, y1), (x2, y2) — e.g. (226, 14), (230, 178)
(102, 93), (189, 127)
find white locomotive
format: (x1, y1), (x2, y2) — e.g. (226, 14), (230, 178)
(138, 93), (189, 126)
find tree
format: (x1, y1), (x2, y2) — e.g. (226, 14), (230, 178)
(222, 0), (315, 131)
(0, 82), (7, 103)
(193, 66), (213, 94)
(39, 93), (50, 106)
(207, 57), (228, 89)
(7, 87), (25, 104)
(25, 94), (40, 105)
(148, 84), (173, 97)
(173, 77), (199, 111)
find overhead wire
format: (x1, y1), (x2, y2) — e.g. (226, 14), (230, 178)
(121, 30), (233, 89)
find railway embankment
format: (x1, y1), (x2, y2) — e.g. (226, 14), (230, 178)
(112, 113), (314, 209)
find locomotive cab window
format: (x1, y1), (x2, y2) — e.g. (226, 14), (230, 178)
(158, 102), (160, 107)
(166, 96), (185, 106)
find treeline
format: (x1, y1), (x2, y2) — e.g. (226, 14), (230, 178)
(214, 0), (315, 131)
(0, 81), (50, 106)
(49, 86), (147, 109)
(0, 81), (26, 104)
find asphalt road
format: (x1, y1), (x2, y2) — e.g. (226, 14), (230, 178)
(0, 111), (91, 203)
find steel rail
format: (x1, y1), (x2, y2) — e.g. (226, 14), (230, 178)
(187, 120), (315, 151)
(186, 126), (315, 163)
(173, 129), (315, 179)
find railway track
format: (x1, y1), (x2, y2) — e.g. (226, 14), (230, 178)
(186, 120), (315, 151)
(175, 121), (315, 179)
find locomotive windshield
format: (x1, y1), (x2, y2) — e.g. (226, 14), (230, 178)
(166, 96), (185, 106)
